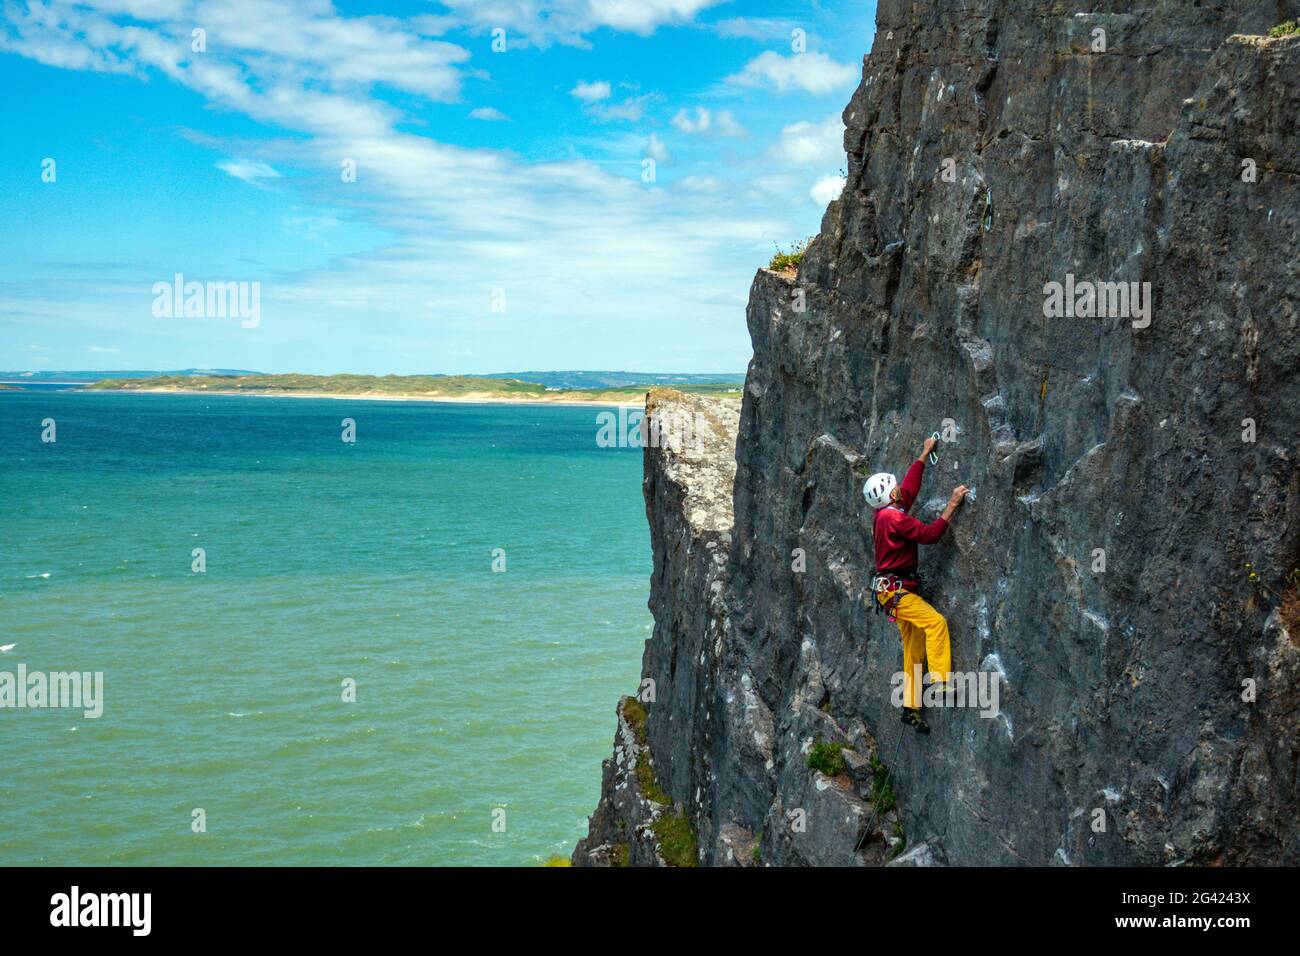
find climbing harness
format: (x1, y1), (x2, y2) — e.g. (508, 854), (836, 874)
(871, 573), (907, 621)
(871, 568), (921, 622)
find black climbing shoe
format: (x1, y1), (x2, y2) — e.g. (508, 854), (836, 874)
(900, 708), (930, 735)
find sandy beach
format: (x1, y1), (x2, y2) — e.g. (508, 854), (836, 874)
(91, 386), (651, 407)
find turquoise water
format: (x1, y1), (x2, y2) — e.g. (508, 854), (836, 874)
(0, 389), (649, 865)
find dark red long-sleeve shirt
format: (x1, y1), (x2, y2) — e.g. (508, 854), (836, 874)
(872, 459), (948, 585)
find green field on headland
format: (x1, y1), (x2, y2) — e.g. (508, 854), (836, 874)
(88, 373), (743, 404)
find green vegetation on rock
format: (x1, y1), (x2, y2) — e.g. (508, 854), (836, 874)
(890, 819), (907, 860)
(651, 810), (699, 867)
(806, 739), (848, 776)
(635, 751), (672, 806)
(624, 696), (671, 805)
(768, 237), (810, 272)
(622, 694), (695, 864)
(623, 696), (649, 741)
(869, 754), (897, 815)
(1268, 20), (1298, 37)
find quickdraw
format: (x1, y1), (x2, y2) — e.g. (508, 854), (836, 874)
(871, 573), (907, 622)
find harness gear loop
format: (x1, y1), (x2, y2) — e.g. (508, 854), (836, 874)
(871, 573), (907, 622)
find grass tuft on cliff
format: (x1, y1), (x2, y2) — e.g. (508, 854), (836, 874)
(542, 855), (571, 867)
(869, 754), (897, 815)
(624, 696), (672, 805)
(635, 751), (672, 805)
(1268, 20), (1298, 37)
(651, 810), (699, 867)
(768, 237), (810, 272)
(806, 739), (848, 776)
(623, 695), (649, 743)
(889, 820), (907, 861)
(622, 698), (697, 864)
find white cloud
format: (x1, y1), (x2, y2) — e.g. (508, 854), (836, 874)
(433, 0), (727, 46)
(216, 158), (282, 183)
(769, 114), (844, 166)
(282, 210), (341, 241)
(810, 175), (846, 206)
(726, 50), (857, 95)
(88, 345), (121, 353)
(469, 106), (510, 121)
(672, 107), (707, 133)
(671, 107), (744, 137)
(679, 175), (725, 193)
(570, 80), (612, 102)
(646, 132), (672, 163)
(585, 0), (724, 34)
(712, 17), (802, 41)
(0, 0), (472, 102)
(592, 95), (659, 122)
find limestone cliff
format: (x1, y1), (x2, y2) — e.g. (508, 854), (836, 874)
(576, 1), (1299, 866)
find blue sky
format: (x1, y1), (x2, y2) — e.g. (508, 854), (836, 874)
(0, 0), (876, 375)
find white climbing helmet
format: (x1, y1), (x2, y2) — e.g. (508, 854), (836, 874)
(863, 472), (897, 509)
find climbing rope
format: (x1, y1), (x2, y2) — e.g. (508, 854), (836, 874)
(853, 716), (907, 855)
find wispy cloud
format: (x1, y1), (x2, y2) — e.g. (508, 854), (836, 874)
(810, 175), (846, 207)
(711, 17), (805, 42)
(645, 132), (672, 164)
(768, 114), (845, 165)
(216, 158), (282, 184)
(570, 80), (612, 103)
(589, 93), (660, 122)
(431, 0), (728, 47)
(468, 106), (510, 121)
(671, 107), (744, 137)
(726, 51), (858, 95)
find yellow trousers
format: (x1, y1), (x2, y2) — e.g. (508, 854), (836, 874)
(877, 590), (952, 709)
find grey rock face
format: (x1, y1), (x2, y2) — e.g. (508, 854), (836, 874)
(887, 840), (948, 867)
(577, 5), (1299, 866)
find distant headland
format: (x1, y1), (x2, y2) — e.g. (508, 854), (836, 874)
(13, 370), (745, 405)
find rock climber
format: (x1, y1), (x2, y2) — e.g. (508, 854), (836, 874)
(863, 436), (968, 735)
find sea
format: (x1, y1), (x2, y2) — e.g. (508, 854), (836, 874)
(0, 386), (650, 865)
